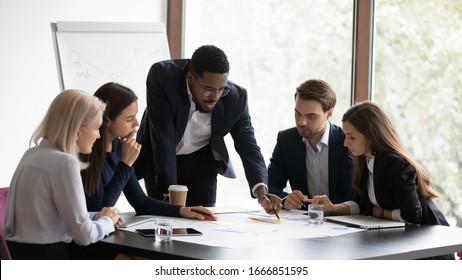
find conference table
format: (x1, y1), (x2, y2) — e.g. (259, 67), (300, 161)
(99, 210), (462, 260)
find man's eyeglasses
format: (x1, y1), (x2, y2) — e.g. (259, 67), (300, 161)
(193, 74), (230, 97)
(202, 86), (230, 97)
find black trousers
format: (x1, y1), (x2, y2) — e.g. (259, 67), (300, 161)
(145, 145), (223, 207)
(6, 240), (117, 260)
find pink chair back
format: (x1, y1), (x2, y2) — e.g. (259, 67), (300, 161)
(0, 187), (11, 259)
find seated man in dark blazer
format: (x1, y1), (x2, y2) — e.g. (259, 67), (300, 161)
(135, 44), (280, 213)
(268, 79), (355, 210)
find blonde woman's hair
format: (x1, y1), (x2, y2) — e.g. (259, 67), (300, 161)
(30, 89), (106, 167)
(342, 101), (440, 199)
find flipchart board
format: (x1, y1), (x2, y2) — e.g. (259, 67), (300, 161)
(50, 21), (171, 120)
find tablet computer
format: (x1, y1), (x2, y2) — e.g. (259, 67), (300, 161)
(119, 212), (154, 228)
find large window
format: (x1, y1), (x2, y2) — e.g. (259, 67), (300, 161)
(374, 0), (462, 226)
(184, 0), (353, 203)
(181, 1), (461, 226)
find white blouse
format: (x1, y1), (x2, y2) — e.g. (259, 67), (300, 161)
(4, 139), (114, 245)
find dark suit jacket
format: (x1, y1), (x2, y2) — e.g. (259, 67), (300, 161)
(356, 152), (449, 226)
(268, 124), (355, 204)
(135, 59), (267, 198)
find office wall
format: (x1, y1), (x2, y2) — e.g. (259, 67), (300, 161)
(0, 0), (166, 187)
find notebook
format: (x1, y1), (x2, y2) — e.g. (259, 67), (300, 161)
(119, 212), (154, 228)
(326, 215), (405, 229)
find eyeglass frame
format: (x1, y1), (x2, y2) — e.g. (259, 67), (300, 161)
(192, 73), (230, 97)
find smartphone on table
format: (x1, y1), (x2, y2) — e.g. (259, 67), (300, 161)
(136, 228), (202, 237)
(172, 228), (202, 236)
(136, 228), (155, 237)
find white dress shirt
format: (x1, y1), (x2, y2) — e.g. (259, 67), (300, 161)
(175, 80), (267, 196)
(302, 121), (330, 197)
(176, 81), (212, 155)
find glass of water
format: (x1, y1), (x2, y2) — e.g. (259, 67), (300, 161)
(155, 218), (173, 242)
(308, 204), (324, 225)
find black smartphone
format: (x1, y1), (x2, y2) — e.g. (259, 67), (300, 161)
(136, 228), (155, 237)
(136, 228), (202, 237)
(172, 228), (202, 236)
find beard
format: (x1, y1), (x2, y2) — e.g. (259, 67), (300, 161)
(193, 97), (217, 113)
(297, 126), (324, 140)
(197, 103), (215, 113)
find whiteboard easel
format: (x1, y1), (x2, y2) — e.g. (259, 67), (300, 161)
(51, 21), (171, 119)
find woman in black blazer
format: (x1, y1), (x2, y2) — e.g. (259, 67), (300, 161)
(309, 101), (454, 260)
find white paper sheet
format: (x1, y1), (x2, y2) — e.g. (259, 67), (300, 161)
(119, 209), (365, 249)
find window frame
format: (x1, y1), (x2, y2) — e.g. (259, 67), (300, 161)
(167, 0), (374, 103)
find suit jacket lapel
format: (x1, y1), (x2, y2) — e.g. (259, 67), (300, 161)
(176, 79), (191, 144)
(210, 101), (229, 171)
(328, 123), (341, 196)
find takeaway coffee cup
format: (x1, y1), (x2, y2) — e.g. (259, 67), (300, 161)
(168, 185), (188, 206)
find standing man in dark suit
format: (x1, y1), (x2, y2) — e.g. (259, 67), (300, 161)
(135, 45), (280, 213)
(268, 79), (355, 210)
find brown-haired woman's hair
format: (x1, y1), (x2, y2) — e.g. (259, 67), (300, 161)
(342, 101), (440, 199)
(80, 82), (138, 196)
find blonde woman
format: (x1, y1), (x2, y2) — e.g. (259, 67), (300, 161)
(4, 89), (121, 259)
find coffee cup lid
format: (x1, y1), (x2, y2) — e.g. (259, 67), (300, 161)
(168, 185), (188, 191)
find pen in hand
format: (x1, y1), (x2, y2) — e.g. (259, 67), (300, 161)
(274, 205), (280, 220)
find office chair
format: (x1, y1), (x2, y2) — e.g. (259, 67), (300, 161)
(0, 187), (12, 260)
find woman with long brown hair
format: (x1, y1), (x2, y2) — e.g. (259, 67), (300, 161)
(80, 82), (215, 220)
(309, 101), (454, 260)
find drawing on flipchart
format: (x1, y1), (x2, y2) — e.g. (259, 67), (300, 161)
(66, 48), (161, 84)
